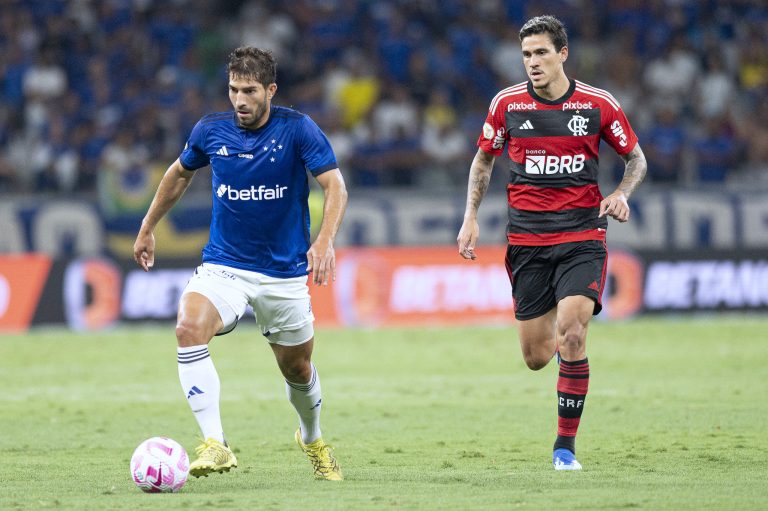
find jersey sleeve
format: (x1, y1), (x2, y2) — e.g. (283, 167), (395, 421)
(601, 103), (638, 155)
(298, 115), (338, 176)
(476, 100), (507, 156)
(179, 120), (211, 170)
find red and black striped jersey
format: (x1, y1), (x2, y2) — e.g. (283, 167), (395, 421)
(477, 79), (638, 246)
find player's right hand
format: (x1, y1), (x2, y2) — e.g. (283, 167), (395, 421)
(133, 231), (155, 271)
(457, 219), (479, 260)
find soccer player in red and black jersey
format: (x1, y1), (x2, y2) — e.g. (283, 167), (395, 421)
(457, 15), (647, 470)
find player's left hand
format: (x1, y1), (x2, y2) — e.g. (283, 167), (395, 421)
(306, 236), (336, 286)
(598, 191), (630, 222)
(457, 218), (479, 260)
(133, 231), (156, 271)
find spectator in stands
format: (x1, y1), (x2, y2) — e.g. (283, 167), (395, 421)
(376, 8), (416, 84)
(44, 116), (80, 192)
(421, 118), (469, 188)
(734, 94), (768, 182)
(643, 105), (688, 184)
(372, 83), (420, 142)
(693, 116), (739, 183)
(419, 87), (469, 186)
(0, 155), (14, 192)
(738, 27), (768, 92)
(335, 50), (381, 130)
(697, 52), (737, 120)
(1, 41), (28, 109)
(644, 32), (700, 112)
(234, 2), (297, 62)
(490, 26), (529, 85)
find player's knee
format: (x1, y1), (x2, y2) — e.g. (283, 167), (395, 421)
(558, 330), (585, 355)
(281, 359), (312, 383)
(175, 321), (208, 346)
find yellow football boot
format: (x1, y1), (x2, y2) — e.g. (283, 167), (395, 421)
(189, 438), (237, 478)
(295, 429), (343, 481)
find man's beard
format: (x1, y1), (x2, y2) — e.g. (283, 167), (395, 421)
(239, 99), (268, 128)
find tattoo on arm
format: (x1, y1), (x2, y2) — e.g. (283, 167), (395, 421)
(618, 145), (647, 198)
(466, 150), (494, 214)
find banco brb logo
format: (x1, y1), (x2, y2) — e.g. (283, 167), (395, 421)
(525, 154), (585, 174)
(567, 114), (589, 136)
(217, 184), (288, 200)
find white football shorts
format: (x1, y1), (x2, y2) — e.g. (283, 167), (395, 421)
(182, 263), (314, 346)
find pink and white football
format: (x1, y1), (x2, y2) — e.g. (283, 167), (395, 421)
(130, 437), (189, 493)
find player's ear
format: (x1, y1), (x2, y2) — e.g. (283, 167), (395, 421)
(560, 46), (568, 63)
(268, 83), (277, 99)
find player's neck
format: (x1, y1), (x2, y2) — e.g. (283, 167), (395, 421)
(536, 73), (570, 101)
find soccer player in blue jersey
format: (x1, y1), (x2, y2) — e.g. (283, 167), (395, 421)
(133, 47), (348, 480)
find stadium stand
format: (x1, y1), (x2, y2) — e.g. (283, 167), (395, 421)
(0, 0), (766, 195)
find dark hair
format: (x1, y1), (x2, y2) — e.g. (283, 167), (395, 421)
(227, 47), (277, 87)
(519, 15), (568, 51)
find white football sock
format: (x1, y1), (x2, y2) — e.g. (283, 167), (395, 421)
(285, 363), (323, 443)
(177, 345), (224, 444)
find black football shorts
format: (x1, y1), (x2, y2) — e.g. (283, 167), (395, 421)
(504, 240), (607, 321)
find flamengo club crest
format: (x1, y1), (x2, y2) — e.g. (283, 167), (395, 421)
(567, 114), (589, 136)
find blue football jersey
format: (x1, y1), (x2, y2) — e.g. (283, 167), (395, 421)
(179, 106), (338, 278)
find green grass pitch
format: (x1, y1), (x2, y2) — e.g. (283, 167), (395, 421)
(1, 318), (766, 510)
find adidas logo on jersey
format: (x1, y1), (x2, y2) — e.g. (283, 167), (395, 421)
(216, 145), (229, 156)
(519, 120), (534, 130)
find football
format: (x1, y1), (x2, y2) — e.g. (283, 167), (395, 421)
(130, 437), (189, 493)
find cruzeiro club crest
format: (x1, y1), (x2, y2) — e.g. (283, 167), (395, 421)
(567, 114), (589, 136)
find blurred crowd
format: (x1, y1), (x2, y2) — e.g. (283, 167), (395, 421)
(1, 0), (767, 197)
